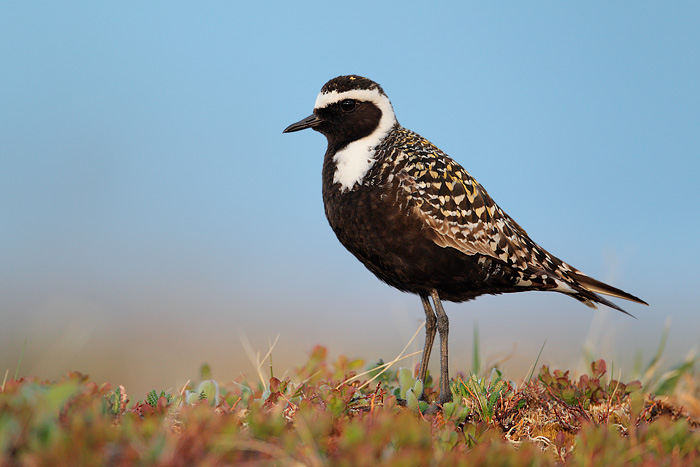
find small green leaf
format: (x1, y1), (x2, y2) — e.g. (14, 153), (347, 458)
(406, 389), (420, 412)
(328, 394), (346, 417)
(443, 401), (455, 419)
(398, 367), (413, 399)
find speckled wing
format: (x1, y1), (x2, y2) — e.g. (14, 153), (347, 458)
(376, 127), (647, 310)
(386, 129), (568, 280)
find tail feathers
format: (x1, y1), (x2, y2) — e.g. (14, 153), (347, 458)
(567, 273), (648, 317)
(569, 289), (635, 317)
(572, 273), (648, 305)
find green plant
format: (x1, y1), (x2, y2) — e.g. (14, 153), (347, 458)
(395, 367), (427, 413)
(452, 369), (511, 423)
(146, 390), (173, 407)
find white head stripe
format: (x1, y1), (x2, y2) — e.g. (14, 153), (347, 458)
(314, 88), (390, 110)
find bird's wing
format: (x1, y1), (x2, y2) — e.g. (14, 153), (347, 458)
(379, 129), (647, 310)
(393, 143), (566, 276)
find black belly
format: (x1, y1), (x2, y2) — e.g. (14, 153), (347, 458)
(324, 187), (522, 302)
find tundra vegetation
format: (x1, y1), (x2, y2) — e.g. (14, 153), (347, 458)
(1, 336), (698, 465)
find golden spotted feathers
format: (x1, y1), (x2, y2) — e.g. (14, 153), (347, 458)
(374, 127), (575, 288)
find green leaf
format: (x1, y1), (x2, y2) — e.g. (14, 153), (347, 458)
(406, 389), (420, 412)
(197, 380), (220, 406)
(398, 367), (414, 399)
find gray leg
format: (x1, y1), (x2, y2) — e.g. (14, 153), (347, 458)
(418, 294), (437, 385)
(430, 289), (452, 404)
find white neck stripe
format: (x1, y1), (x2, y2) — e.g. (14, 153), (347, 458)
(314, 88), (398, 192)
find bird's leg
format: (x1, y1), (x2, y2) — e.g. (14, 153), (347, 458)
(418, 294), (437, 396)
(430, 289), (452, 404)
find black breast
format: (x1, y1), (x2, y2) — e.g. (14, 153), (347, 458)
(321, 128), (524, 302)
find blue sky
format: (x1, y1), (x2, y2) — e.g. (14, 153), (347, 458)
(2, 2), (699, 395)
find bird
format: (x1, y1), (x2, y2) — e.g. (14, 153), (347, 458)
(283, 75), (647, 405)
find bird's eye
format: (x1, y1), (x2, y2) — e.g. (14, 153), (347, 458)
(340, 99), (356, 112)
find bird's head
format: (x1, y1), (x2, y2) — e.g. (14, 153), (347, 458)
(283, 75), (397, 152)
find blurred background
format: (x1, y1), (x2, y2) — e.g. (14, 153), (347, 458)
(2, 2), (698, 397)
